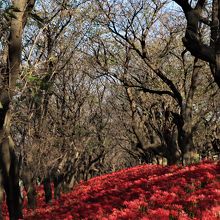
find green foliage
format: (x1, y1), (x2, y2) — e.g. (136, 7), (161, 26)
(15, 82), (23, 89)
(27, 75), (40, 83)
(27, 74), (53, 92)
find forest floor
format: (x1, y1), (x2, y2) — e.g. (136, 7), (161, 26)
(3, 160), (220, 220)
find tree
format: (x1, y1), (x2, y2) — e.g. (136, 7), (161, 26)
(94, 0), (219, 164)
(9, 0), (119, 206)
(0, 1), (35, 219)
(173, 0), (220, 87)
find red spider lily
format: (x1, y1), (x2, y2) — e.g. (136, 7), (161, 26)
(2, 161), (220, 219)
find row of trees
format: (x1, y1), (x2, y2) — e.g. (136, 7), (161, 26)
(0, 0), (219, 219)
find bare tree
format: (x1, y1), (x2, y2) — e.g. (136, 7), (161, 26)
(94, 0), (219, 164)
(173, 0), (220, 87)
(0, 1), (35, 219)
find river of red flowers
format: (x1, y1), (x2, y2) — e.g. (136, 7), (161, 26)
(3, 161), (220, 219)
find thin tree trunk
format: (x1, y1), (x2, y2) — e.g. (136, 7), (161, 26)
(0, 170), (4, 220)
(26, 184), (37, 209)
(54, 175), (63, 200)
(43, 177), (52, 204)
(182, 59), (200, 165)
(22, 168), (37, 209)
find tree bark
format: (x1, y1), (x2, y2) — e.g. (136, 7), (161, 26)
(0, 1), (35, 219)
(54, 174), (63, 199)
(173, 0), (220, 87)
(22, 168), (37, 209)
(0, 170), (3, 220)
(43, 177), (52, 204)
(0, 118), (23, 219)
(182, 59), (200, 164)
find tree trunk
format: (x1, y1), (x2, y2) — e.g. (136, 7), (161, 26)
(26, 184), (37, 209)
(181, 59), (200, 165)
(54, 174), (63, 200)
(43, 177), (52, 204)
(166, 145), (179, 165)
(0, 170), (4, 220)
(173, 0), (220, 87)
(0, 1), (35, 219)
(181, 131), (194, 165)
(164, 129), (180, 165)
(0, 128), (23, 220)
(22, 168), (37, 209)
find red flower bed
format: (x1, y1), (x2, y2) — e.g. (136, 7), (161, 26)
(2, 161), (220, 219)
